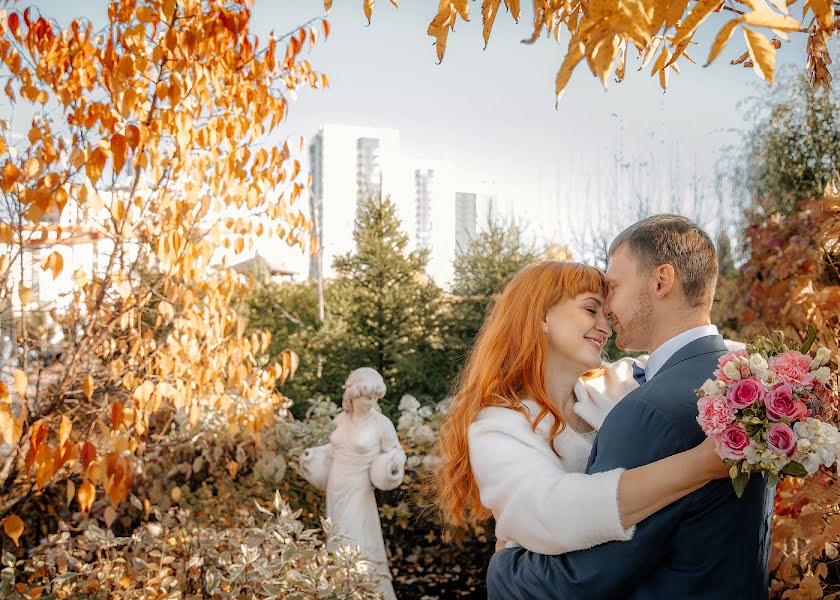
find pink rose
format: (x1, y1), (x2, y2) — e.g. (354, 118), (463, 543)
(764, 384), (808, 422)
(696, 396), (735, 435)
(726, 379), (764, 410)
(768, 351), (812, 386)
(766, 422), (797, 456)
(714, 351), (749, 384)
(717, 424), (750, 460)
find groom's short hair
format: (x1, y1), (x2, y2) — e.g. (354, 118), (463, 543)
(609, 215), (718, 309)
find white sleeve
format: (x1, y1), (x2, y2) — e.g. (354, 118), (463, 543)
(468, 423), (634, 555)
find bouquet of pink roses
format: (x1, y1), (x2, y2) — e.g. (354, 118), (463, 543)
(696, 327), (840, 497)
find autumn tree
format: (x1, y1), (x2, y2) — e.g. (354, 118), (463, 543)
(340, 0), (836, 100)
(0, 0), (327, 552)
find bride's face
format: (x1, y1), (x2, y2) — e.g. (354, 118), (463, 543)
(543, 291), (611, 373)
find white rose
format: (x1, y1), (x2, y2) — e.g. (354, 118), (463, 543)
(722, 361), (742, 381)
(743, 439), (763, 465)
(700, 379), (723, 397)
(813, 366), (832, 385)
(810, 347), (832, 369)
(759, 369), (777, 387)
(737, 355), (751, 367)
(800, 452), (821, 475)
(749, 353), (769, 376)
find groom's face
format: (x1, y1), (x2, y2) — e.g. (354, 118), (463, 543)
(604, 245), (654, 352)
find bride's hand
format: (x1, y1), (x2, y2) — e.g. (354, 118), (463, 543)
(695, 436), (730, 480)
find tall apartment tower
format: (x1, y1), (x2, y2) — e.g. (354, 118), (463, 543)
(415, 168), (435, 252)
(307, 125), (406, 280)
(454, 192), (477, 253)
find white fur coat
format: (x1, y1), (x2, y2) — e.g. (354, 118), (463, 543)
(467, 357), (641, 555)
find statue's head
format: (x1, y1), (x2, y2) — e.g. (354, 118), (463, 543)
(342, 367), (386, 414)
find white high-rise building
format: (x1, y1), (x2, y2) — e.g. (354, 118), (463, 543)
(454, 192), (477, 253)
(308, 125), (407, 279)
(410, 160), (455, 285)
(415, 168), (435, 252)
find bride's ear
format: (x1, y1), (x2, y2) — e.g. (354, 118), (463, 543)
(542, 320), (549, 334)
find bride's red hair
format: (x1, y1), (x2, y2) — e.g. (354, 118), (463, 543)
(433, 261), (607, 529)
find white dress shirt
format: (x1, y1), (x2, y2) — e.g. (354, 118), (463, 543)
(644, 324), (720, 381)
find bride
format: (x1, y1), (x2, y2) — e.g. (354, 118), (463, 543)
(433, 260), (731, 554)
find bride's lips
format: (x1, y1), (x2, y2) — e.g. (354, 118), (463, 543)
(584, 336), (605, 350)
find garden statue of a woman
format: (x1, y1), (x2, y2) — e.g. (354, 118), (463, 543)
(300, 367), (405, 600)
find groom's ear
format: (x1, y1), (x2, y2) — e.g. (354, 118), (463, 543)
(653, 264), (675, 298)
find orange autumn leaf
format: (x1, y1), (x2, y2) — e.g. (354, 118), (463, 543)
(77, 479), (95, 512)
(80, 440), (97, 470)
(3, 514), (23, 546)
(111, 403), (125, 431)
(82, 374), (94, 401)
(124, 124), (140, 150)
(59, 415), (72, 447)
(111, 133), (127, 175)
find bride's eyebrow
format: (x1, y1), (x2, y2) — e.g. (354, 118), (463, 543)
(580, 296), (603, 306)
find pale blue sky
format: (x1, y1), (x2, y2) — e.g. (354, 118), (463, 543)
(26, 1), (822, 249)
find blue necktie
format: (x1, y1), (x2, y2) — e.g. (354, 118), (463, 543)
(632, 362), (647, 386)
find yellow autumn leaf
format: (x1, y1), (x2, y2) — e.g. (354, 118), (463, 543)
(158, 300), (174, 322)
(227, 460), (239, 479)
(13, 369), (27, 397)
(481, 0), (501, 48)
(639, 36), (663, 71)
(672, 0), (724, 47)
(0, 403), (21, 446)
(0, 255), (8, 275)
(82, 374), (94, 401)
(427, 1), (456, 63)
(555, 36), (584, 104)
(706, 19), (742, 65)
(741, 7), (802, 31)
(40, 251), (64, 279)
(77, 479), (95, 512)
(59, 415), (72, 447)
(3, 514), (23, 547)
(18, 285), (32, 306)
(806, 0), (834, 29)
(650, 45), (670, 76)
(505, 0), (520, 21)
(66, 479), (75, 507)
(743, 27), (776, 84)
(85, 146), (107, 184)
(73, 269), (88, 289)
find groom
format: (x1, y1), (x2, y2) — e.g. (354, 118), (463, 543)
(487, 215), (774, 599)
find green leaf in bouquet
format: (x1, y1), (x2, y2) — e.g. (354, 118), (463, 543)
(766, 473), (778, 489)
(801, 324), (818, 355)
(732, 470), (751, 498)
(745, 423), (763, 437)
(781, 461), (808, 477)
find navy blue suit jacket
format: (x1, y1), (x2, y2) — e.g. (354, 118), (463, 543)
(487, 335), (774, 599)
